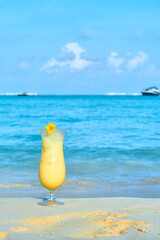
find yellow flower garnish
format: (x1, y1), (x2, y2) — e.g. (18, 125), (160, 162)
(45, 123), (56, 135)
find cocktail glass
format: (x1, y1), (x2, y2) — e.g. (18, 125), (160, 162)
(38, 129), (66, 206)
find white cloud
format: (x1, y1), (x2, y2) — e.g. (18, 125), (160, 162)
(19, 62), (29, 70)
(41, 42), (92, 72)
(107, 52), (124, 74)
(107, 51), (150, 74)
(127, 51), (148, 70)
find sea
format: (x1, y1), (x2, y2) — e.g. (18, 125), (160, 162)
(0, 95), (160, 198)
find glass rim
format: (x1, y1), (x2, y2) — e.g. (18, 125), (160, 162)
(39, 129), (67, 131)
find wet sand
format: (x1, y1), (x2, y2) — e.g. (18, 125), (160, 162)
(0, 197), (160, 239)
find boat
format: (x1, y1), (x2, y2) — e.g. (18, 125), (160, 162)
(17, 92), (32, 96)
(141, 87), (160, 96)
(17, 92), (37, 97)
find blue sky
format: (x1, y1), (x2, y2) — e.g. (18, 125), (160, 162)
(0, 0), (160, 94)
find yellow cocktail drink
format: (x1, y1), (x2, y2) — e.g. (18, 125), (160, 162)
(38, 123), (66, 206)
(39, 131), (66, 190)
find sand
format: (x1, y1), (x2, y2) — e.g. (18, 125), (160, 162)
(0, 197), (160, 239)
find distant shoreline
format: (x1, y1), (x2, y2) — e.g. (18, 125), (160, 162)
(0, 93), (143, 96)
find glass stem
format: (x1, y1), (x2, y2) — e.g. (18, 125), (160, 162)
(47, 191), (56, 201)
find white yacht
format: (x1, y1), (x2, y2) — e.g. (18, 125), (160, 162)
(141, 87), (159, 96)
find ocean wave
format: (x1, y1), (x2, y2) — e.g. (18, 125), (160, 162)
(145, 178), (160, 184)
(0, 183), (32, 189)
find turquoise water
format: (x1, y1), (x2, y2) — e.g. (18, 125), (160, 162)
(0, 95), (160, 197)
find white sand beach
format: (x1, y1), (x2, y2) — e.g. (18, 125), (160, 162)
(0, 197), (160, 239)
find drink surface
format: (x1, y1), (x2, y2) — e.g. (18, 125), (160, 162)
(39, 132), (66, 190)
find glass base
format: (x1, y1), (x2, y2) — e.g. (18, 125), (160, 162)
(38, 199), (64, 206)
(37, 191), (64, 206)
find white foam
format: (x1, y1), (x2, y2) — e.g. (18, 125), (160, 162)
(105, 93), (141, 96)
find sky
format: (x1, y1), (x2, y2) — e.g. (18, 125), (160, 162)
(0, 0), (160, 94)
